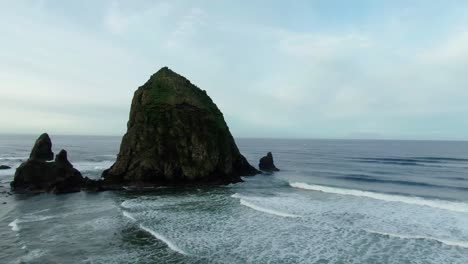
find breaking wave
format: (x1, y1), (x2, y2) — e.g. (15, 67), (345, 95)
(8, 219), (19, 231)
(363, 229), (468, 249)
(231, 193), (300, 218)
(138, 224), (189, 255)
(122, 211), (137, 222)
(290, 182), (468, 213)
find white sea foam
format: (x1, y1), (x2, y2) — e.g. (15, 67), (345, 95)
(230, 193), (243, 199)
(121, 200), (140, 209)
(239, 199), (300, 218)
(14, 249), (47, 263)
(290, 182), (468, 213)
(9, 219), (19, 231)
(8, 215), (57, 232)
(364, 229), (468, 249)
(231, 193), (300, 218)
(20, 215), (55, 223)
(139, 224), (189, 255)
(0, 157), (27, 160)
(74, 160), (114, 171)
(122, 211), (137, 222)
(28, 209), (50, 215)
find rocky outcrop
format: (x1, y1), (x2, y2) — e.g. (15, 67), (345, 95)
(29, 133), (54, 161)
(259, 152), (280, 172)
(11, 134), (86, 194)
(0, 165), (11, 170)
(103, 67), (259, 186)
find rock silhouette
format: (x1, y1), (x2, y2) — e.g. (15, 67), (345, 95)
(103, 67), (259, 186)
(29, 133), (54, 161)
(11, 134), (85, 194)
(259, 152), (280, 172)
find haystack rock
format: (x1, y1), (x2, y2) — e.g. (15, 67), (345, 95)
(11, 133), (85, 194)
(259, 152), (280, 172)
(103, 67), (259, 186)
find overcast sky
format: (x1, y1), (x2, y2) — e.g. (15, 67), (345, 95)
(1, 0), (468, 140)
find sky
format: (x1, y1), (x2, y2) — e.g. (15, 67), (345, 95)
(1, 0), (468, 140)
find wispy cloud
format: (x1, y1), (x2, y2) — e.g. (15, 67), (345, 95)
(1, 1), (468, 139)
(166, 7), (205, 48)
(103, 1), (172, 35)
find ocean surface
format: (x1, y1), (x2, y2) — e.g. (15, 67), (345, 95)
(1, 135), (468, 263)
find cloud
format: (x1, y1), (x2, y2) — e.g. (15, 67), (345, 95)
(2, 1), (468, 139)
(166, 7), (205, 48)
(103, 1), (172, 35)
(277, 31), (373, 59)
(419, 31), (468, 65)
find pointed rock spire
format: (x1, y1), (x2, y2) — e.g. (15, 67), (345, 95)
(29, 133), (54, 161)
(259, 152), (280, 172)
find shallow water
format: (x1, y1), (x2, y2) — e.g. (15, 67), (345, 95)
(1, 136), (468, 263)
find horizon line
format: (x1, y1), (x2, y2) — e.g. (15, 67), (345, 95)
(1, 133), (468, 143)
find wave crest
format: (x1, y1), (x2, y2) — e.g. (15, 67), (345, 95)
(290, 182), (468, 213)
(8, 219), (19, 231)
(231, 193), (300, 218)
(122, 211), (137, 222)
(139, 224), (189, 255)
(363, 229), (468, 249)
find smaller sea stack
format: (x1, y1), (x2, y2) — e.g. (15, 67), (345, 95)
(11, 133), (86, 194)
(259, 152), (280, 172)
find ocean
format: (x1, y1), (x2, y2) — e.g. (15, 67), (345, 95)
(0, 135), (467, 263)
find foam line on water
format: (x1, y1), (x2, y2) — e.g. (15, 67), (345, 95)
(231, 193), (300, 218)
(120, 201), (131, 209)
(139, 224), (189, 255)
(363, 229), (468, 249)
(0, 157), (27, 160)
(290, 182), (468, 213)
(7, 211), (55, 232)
(239, 199), (300, 218)
(15, 249), (47, 263)
(20, 215), (55, 223)
(122, 211), (137, 222)
(9, 219), (19, 231)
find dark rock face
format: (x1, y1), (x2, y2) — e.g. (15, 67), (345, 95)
(103, 67), (259, 186)
(55, 150), (73, 169)
(29, 133), (54, 161)
(11, 134), (85, 194)
(259, 152), (280, 172)
(0, 165), (11, 170)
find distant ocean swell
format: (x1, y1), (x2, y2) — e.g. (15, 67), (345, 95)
(289, 182), (468, 213)
(332, 174), (468, 190)
(351, 156), (468, 168)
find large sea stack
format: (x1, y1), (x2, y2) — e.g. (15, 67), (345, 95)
(103, 67), (259, 186)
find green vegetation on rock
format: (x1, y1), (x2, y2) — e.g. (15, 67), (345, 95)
(103, 67), (259, 185)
